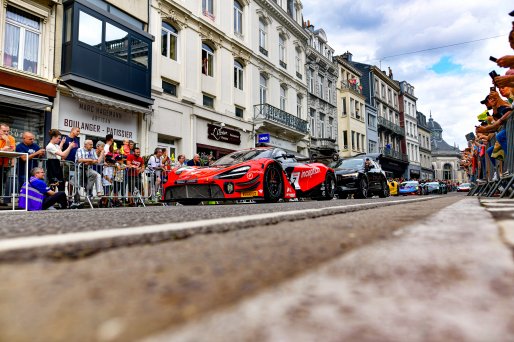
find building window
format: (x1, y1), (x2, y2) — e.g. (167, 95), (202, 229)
(368, 114), (376, 129)
(78, 11), (102, 49)
(327, 81), (332, 103)
(368, 140), (376, 153)
(234, 1), (243, 35)
(308, 69), (314, 93)
(202, 43), (214, 76)
(295, 50), (301, 75)
(259, 18), (267, 55)
(328, 117), (334, 139)
(310, 108), (316, 136)
(279, 34), (286, 67)
(234, 60), (243, 90)
(203, 94), (214, 108)
(105, 22), (129, 62)
(342, 97), (347, 116)
(297, 95), (302, 117)
(343, 130), (348, 149)
(162, 80), (177, 96)
(161, 22), (178, 61)
(350, 98), (355, 117)
(202, 0), (214, 19)
(3, 6), (41, 74)
(235, 106), (244, 118)
(351, 131), (355, 150)
(280, 85), (287, 111)
(259, 74), (267, 104)
(131, 37), (148, 68)
(318, 74), (324, 98)
(381, 84), (385, 99)
(319, 113), (325, 138)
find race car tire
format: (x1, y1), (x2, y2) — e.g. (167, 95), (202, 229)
(177, 200), (202, 206)
(355, 177), (369, 199)
(263, 163), (283, 203)
(315, 171), (336, 201)
(378, 180), (389, 198)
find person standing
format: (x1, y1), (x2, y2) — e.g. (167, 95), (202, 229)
(0, 123), (16, 205)
(186, 153), (204, 166)
(46, 129), (76, 192)
(61, 127), (80, 195)
(15, 131), (45, 189)
(147, 148), (163, 201)
(126, 147), (145, 206)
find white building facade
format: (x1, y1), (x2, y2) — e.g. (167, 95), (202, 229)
(148, 0), (309, 161)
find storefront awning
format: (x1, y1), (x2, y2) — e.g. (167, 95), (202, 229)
(65, 86), (153, 114)
(0, 86), (52, 110)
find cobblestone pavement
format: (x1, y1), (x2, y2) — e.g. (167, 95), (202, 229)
(0, 195), (469, 342)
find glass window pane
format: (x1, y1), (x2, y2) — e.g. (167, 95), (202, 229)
(161, 29), (168, 57)
(23, 30), (39, 73)
(64, 7), (72, 43)
(169, 34), (177, 60)
(78, 11), (102, 48)
(131, 38), (148, 68)
(105, 23), (128, 61)
(6, 6), (40, 30)
(3, 23), (20, 68)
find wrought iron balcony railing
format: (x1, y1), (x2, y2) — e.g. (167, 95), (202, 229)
(312, 137), (337, 149)
(340, 81), (362, 94)
(254, 103), (309, 134)
(379, 147), (409, 162)
(377, 116), (405, 136)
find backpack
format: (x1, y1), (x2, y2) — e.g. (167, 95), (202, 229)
(143, 154), (153, 168)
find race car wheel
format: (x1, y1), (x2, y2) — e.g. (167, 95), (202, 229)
(378, 180), (389, 198)
(355, 177), (368, 199)
(264, 163), (283, 202)
(316, 172), (336, 201)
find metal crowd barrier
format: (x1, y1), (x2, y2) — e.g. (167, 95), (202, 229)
(1, 156), (169, 210)
(0, 151), (29, 211)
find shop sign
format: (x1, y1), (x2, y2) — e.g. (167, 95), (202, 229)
(207, 124), (241, 145)
(58, 96), (138, 141)
(258, 133), (270, 143)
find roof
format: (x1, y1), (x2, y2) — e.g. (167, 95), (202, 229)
(427, 117), (442, 131)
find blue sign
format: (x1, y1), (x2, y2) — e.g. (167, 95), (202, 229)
(258, 133), (270, 143)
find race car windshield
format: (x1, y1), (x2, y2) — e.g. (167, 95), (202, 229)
(330, 158), (363, 170)
(212, 149), (273, 166)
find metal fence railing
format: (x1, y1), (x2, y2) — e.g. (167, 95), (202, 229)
(0, 157), (170, 210)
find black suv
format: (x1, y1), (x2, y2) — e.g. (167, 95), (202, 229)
(329, 155), (389, 199)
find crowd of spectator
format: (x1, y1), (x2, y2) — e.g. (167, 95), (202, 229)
(460, 12), (514, 185)
(0, 125), (218, 210)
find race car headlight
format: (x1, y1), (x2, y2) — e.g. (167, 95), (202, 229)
(341, 173), (358, 178)
(215, 166), (251, 179)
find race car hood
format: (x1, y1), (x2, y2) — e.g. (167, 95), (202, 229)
(334, 168), (359, 175)
(172, 164), (254, 181)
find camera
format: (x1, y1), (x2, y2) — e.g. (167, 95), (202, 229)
(489, 70), (499, 80)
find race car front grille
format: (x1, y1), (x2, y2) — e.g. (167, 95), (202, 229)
(165, 184), (224, 200)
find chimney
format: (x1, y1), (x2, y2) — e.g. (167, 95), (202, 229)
(342, 51), (352, 61)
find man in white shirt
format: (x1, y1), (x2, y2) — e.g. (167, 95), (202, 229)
(76, 140), (104, 196)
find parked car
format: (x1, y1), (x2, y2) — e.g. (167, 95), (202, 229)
(399, 181), (420, 195)
(330, 156), (389, 199)
(457, 183), (472, 192)
(424, 181), (441, 195)
(162, 147), (335, 205)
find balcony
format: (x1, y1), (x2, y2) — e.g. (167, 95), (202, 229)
(379, 147), (409, 163)
(279, 61), (287, 69)
(340, 81), (363, 95)
(312, 137), (338, 151)
(259, 46), (268, 56)
(296, 71), (302, 79)
(254, 104), (308, 138)
(377, 116), (405, 136)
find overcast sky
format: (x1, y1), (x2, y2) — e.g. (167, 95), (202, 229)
(301, 0), (513, 148)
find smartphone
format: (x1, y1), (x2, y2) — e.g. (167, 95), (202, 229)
(489, 56), (497, 62)
(489, 70), (499, 80)
(490, 86), (496, 92)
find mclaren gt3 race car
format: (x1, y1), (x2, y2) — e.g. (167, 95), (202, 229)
(162, 147), (336, 205)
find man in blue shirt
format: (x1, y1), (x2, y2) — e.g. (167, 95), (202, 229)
(27, 167), (68, 210)
(15, 131), (45, 189)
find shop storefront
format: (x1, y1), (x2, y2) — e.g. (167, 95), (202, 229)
(408, 166), (421, 180)
(56, 89), (149, 148)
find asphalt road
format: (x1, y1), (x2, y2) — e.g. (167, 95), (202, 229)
(0, 194), (466, 342)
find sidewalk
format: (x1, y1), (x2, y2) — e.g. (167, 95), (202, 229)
(145, 197), (514, 342)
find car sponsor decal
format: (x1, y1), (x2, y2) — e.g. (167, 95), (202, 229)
(241, 191), (259, 197)
(247, 172), (255, 180)
(290, 172), (301, 189)
(300, 167), (320, 178)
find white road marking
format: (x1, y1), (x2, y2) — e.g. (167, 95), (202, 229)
(0, 197), (436, 254)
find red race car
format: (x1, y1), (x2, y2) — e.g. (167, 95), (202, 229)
(162, 147), (336, 205)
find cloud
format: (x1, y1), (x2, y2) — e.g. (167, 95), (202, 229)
(302, 0), (513, 148)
